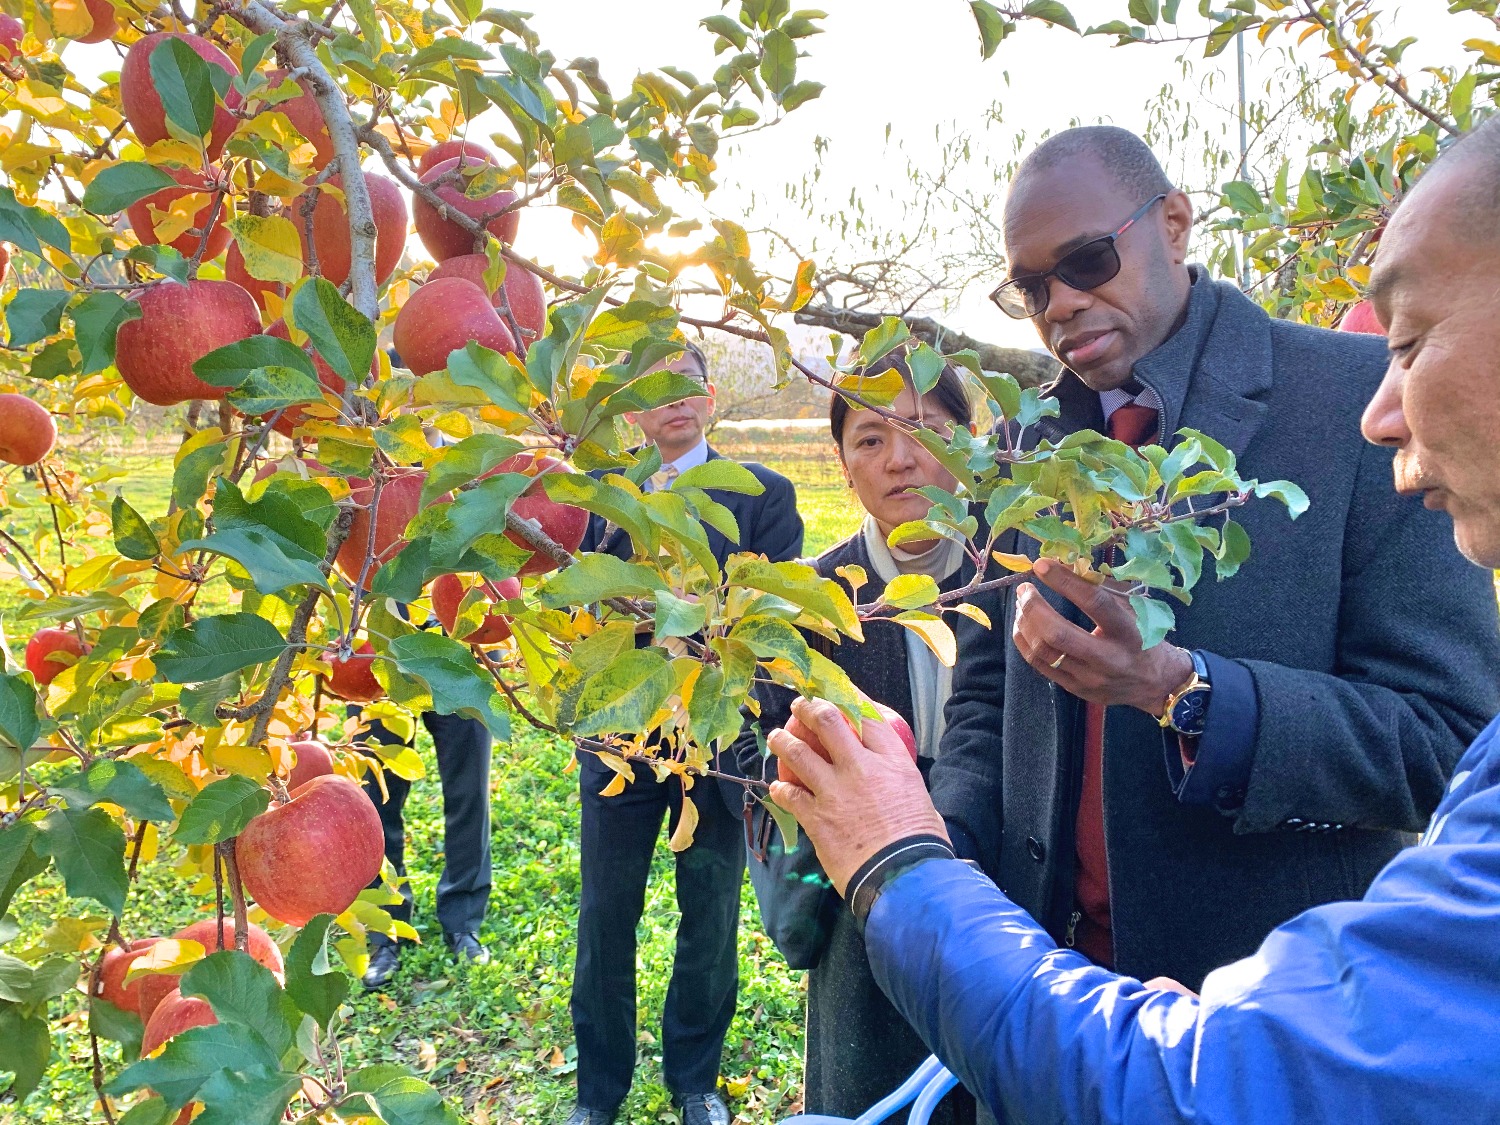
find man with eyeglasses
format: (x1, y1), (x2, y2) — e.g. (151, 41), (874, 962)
(925, 125), (1499, 1010)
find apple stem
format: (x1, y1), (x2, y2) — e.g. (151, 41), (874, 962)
(220, 842), (251, 953)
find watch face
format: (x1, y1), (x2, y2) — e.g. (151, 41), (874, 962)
(1171, 688), (1210, 735)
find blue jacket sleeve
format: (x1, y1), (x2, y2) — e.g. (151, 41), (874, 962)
(1167, 651), (1257, 812)
(864, 717), (1500, 1125)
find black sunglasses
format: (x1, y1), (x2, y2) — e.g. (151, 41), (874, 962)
(989, 193), (1167, 319)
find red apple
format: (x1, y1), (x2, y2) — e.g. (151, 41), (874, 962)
(0, 244), (9, 285)
(325, 641), (382, 703)
(286, 738), (335, 791)
(392, 276), (515, 376)
(1339, 298), (1385, 336)
(412, 156), (519, 261)
(303, 171), (408, 288)
(432, 574), (522, 645)
(73, 0), (118, 43)
(416, 139), (496, 175)
(115, 279), (262, 406)
(125, 165), (232, 260)
(136, 918), (283, 1024)
(141, 988), (216, 1056)
(257, 319), (353, 437)
(225, 241), (288, 312)
(266, 69), (334, 169)
(495, 452), (589, 577)
(0, 394), (57, 465)
(428, 253), (547, 348)
(779, 701), (917, 788)
(335, 467), (427, 584)
(0, 13), (22, 60)
(120, 33), (243, 159)
(235, 774), (386, 927)
(24, 628), (85, 686)
(95, 937), (162, 1014)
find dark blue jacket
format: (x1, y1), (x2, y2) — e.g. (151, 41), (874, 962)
(929, 272), (1500, 988)
(866, 713), (1500, 1124)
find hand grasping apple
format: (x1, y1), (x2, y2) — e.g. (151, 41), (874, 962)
(768, 696), (947, 895)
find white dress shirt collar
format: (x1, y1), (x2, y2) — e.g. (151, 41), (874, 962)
(661, 438), (710, 476)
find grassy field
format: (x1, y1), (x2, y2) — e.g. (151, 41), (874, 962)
(1, 424), (861, 1125)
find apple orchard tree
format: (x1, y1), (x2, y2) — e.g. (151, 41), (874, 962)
(0, 1), (1305, 1121)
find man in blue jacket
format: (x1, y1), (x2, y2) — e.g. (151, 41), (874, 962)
(765, 121), (1500, 1123)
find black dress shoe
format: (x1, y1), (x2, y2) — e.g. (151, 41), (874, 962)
(674, 1092), (730, 1125)
(444, 930), (490, 964)
(562, 1106), (616, 1125)
(362, 943), (400, 990)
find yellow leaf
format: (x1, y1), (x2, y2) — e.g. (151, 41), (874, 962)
(892, 610), (956, 667)
(780, 258), (816, 312)
(947, 601), (992, 630)
(834, 367), (906, 407)
(1, 143), (62, 175)
(226, 214), (305, 284)
(598, 770), (628, 798)
(991, 551), (1034, 573)
(48, 0), (99, 39)
(207, 742), (273, 780)
(123, 939), (206, 985)
(668, 791), (699, 852)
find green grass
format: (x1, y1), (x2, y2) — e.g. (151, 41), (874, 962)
(1, 426), (857, 1125)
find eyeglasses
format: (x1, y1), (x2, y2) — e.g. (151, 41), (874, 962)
(989, 193), (1167, 319)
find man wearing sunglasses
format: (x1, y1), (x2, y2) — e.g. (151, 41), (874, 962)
(926, 125), (1499, 1010)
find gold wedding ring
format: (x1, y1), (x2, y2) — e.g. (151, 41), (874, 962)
(1049, 653), (1067, 670)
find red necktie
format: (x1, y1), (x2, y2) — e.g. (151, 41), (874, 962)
(1071, 401), (1159, 967)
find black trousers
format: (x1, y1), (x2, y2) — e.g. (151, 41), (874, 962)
(360, 711), (492, 941)
(571, 753), (745, 1112)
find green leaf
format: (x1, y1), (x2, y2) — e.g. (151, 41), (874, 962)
(726, 558), (862, 639)
(288, 277), (375, 387)
(0, 187), (73, 256)
(0, 824), (47, 917)
(155, 614), (289, 683)
(150, 35), (221, 140)
(192, 1067), (302, 1125)
(1023, 0), (1078, 29)
(420, 435), (527, 506)
(0, 1006), (49, 1100)
(174, 776), (269, 845)
(583, 300), (680, 351)
(81, 162), (177, 214)
(181, 951), (293, 1057)
(36, 806), (128, 915)
(1221, 179), (1264, 214)
(71, 291), (142, 375)
(1215, 519), (1251, 580)
(1130, 594), (1175, 649)
(108, 1021), (282, 1107)
(907, 342), (945, 394)
(969, 0), (1014, 56)
(779, 79), (823, 110)
(227, 367), (325, 417)
(6, 288), (70, 347)
(111, 495), (161, 561)
(652, 589), (709, 642)
(856, 316), (910, 368)
(90, 995), (146, 1059)
(345, 1064), (464, 1125)
(1126, 0), (1158, 25)
(671, 460), (766, 496)
(701, 13), (748, 48)
(14, 592), (132, 623)
(730, 614), (812, 677)
(536, 555), (664, 608)
(408, 37), (493, 67)
(406, 473), (533, 569)
(0, 952), (77, 1004)
(214, 476), (329, 557)
(570, 649), (674, 739)
(445, 343), (533, 413)
(385, 632), (511, 740)
(181, 527), (329, 596)
(759, 27), (796, 95)
(1252, 479), (1309, 519)
(179, 671), (243, 729)
(283, 914), (348, 1027)
(53, 759), (175, 822)
(0, 674), (40, 755)
(193, 334), (317, 390)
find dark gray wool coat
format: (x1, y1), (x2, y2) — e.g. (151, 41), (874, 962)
(929, 270), (1500, 991)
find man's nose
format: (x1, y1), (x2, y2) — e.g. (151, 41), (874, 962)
(1360, 362), (1411, 448)
(1041, 275), (1092, 326)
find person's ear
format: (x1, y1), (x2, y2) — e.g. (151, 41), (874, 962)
(624, 410), (639, 426)
(836, 447), (853, 488)
(1162, 189), (1194, 264)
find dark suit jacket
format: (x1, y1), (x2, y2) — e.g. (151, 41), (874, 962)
(929, 271), (1500, 990)
(578, 445), (803, 568)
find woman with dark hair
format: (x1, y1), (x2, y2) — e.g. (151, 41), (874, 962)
(729, 354), (979, 1125)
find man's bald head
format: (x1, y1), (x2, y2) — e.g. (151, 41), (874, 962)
(1010, 126), (1174, 212)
